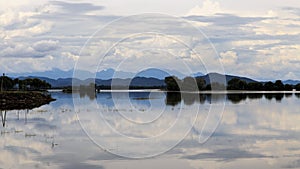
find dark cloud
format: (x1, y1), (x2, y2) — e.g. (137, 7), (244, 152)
(51, 1), (105, 14)
(182, 148), (272, 161)
(34, 123), (57, 131)
(282, 7), (300, 16)
(185, 14), (268, 27)
(33, 40), (59, 52)
(4, 146), (40, 155)
(283, 159), (300, 168)
(62, 163), (105, 169)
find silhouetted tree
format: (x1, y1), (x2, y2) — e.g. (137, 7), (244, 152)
(0, 75), (14, 91)
(295, 83), (300, 91)
(182, 77), (198, 91)
(274, 80), (284, 91)
(164, 76), (181, 91)
(247, 82), (263, 91)
(206, 82), (226, 90)
(264, 81), (275, 91)
(196, 78), (206, 91)
(284, 84), (293, 91)
(227, 78), (247, 90)
(18, 78), (51, 90)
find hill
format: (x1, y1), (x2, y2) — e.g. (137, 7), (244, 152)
(9, 68), (204, 80)
(283, 80), (300, 85)
(197, 73), (257, 84)
(13, 72), (260, 88)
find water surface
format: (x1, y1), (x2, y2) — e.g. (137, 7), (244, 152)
(1, 91), (300, 168)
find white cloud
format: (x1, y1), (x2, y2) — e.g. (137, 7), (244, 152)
(284, 72), (298, 80)
(3, 21), (53, 39)
(231, 40), (281, 48)
(62, 52), (79, 61)
(1, 44), (41, 58)
(1, 40), (59, 58)
(0, 8), (53, 40)
(186, 0), (222, 16)
(0, 10), (34, 27)
(0, 0), (300, 80)
(220, 51), (238, 66)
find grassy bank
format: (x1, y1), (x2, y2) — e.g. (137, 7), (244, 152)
(0, 91), (56, 110)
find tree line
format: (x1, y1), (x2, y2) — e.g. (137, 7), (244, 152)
(164, 76), (300, 91)
(0, 75), (51, 91)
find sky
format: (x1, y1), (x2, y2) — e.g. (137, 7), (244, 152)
(0, 0), (300, 80)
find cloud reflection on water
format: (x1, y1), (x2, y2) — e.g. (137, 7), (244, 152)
(0, 91), (300, 168)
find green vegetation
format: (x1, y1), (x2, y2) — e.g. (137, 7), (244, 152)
(164, 76), (181, 91)
(0, 75), (14, 91)
(227, 79), (297, 91)
(164, 76), (300, 91)
(0, 75), (51, 92)
(247, 82), (263, 91)
(295, 84), (300, 91)
(0, 74), (54, 110)
(227, 78), (247, 90)
(164, 76), (207, 91)
(19, 78), (51, 90)
(205, 82), (226, 90)
(284, 84), (293, 91)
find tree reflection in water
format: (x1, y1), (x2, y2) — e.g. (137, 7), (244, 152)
(0, 109), (30, 128)
(165, 92), (293, 106)
(264, 93), (284, 102)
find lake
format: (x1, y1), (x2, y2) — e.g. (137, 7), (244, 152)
(1, 91), (300, 169)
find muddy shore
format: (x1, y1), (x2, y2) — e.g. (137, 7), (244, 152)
(0, 91), (56, 110)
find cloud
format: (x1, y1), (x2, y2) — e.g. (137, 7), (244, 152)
(61, 163), (105, 169)
(283, 159), (300, 168)
(33, 40), (59, 52)
(51, 1), (105, 14)
(182, 148), (270, 161)
(0, 10), (35, 28)
(61, 52), (79, 61)
(1, 44), (43, 58)
(220, 51), (238, 66)
(0, 40), (59, 58)
(0, 9), (53, 40)
(186, 0), (222, 16)
(183, 5), (300, 80)
(0, 0), (300, 80)
(282, 7), (300, 16)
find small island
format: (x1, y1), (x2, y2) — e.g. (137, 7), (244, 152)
(0, 74), (56, 110)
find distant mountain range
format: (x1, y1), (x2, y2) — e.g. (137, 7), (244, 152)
(197, 73), (257, 84)
(15, 72), (257, 88)
(9, 68), (204, 80)
(283, 80), (300, 85)
(8, 68), (300, 88)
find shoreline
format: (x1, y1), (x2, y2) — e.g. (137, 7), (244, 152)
(0, 91), (56, 110)
(55, 88), (300, 94)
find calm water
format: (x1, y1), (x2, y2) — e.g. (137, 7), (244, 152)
(1, 91), (300, 169)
